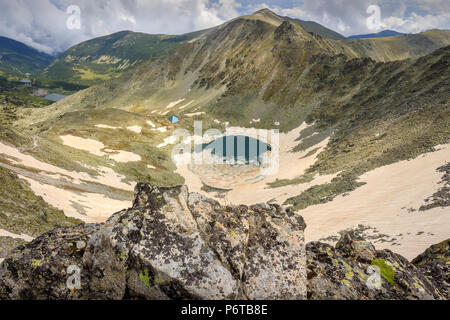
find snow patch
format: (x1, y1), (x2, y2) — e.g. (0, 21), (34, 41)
(104, 149), (142, 163)
(146, 120), (156, 128)
(157, 136), (178, 148)
(0, 229), (34, 242)
(127, 125), (142, 133)
(178, 101), (194, 110)
(95, 124), (121, 130)
(165, 99), (185, 109)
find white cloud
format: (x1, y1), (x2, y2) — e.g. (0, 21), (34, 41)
(0, 0), (242, 54)
(246, 0), (370, 35)
(245, 0), (449, 36)
(382, 12), (450, 33)
(0, 0), (448, 54)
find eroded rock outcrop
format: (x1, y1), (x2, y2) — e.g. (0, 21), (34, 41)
(411, 239), (449, 298)
(306, 231), (448, 300)
(0, 183), (307, 300)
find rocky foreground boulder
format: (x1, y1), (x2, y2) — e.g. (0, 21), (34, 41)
(0, 183), (307, 300)
(0, 183), (448, 300)
(307, 232), (449, 300)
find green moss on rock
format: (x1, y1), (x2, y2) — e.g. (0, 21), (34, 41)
(139, 269), (150, 286)
(371, 259), (396, 286)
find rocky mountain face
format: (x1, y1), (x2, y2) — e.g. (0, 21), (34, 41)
(307, 233), (449, 300)
(0, 183), (448, 300)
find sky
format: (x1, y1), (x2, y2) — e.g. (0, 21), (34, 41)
(1, 0), (449, 55)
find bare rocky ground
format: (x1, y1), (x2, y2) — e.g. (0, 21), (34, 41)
(0, 183), (448, 300)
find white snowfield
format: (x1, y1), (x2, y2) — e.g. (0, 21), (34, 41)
(0, 229), (34, 242)
(94, 124), (121, 129)
(60, 135), (106, 157)
(300, 144), (450, 260)
(185, 112), (205, 117)
(178, 101), (194, 110)
(157, 135), (179, 148)
(60, 135), (141, 163)
(126, 125), (142, 134)
(0, 140), (133, 223)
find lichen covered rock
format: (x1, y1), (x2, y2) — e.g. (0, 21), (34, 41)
(1, 183), (448, 300)
(0, 183), (307, 300)
(412, 239), (449, 299)
(307, 232), (447, 300)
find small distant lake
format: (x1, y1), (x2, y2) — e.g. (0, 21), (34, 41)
(44, 93), (68, 102)
(201, 135), (271, 164)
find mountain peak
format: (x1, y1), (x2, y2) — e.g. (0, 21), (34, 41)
(253, 8), (276, 15)
(244, 8), (285, 26)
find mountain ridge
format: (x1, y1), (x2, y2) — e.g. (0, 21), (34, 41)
(348, 29), (404, 39)
(2, 8), (450, 86)
(0, 36), (53, 75)
(42, 30), (202, 85)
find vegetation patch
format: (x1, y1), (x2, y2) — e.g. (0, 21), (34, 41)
(285, 171), (365, 210)
(419, 162), (450, 211)
(139, 269), (150, 286)
(371, 259), (396, 286)
(268, 172), (315, 189)
(0, 166), (82, 237)
(31, 259), (42, 268)
(0, 236), (26, 259)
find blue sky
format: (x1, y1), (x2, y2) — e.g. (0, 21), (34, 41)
(1, 0), (449, 54)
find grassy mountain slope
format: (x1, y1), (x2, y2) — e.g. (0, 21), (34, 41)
(42, 16), (359, 129)
(38, 10), (450, 121)
(282, 45), (450, 209)
(0, 36), (53, 76)
(43, 31), (201, 85)
(0, 70), (88, 113)
(289, 18), (346, 40)
(27, 10), (447, 208)
(0, 166), (81, 237)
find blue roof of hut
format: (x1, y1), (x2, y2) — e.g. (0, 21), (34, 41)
(168, 115), (179, 124)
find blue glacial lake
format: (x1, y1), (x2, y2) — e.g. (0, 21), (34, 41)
(44, 93), (68, 102)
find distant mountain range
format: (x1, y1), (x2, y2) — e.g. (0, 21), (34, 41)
(0, 36), (53, 75)
(41, 30), (204, 85)
(348, 29), (405, 39)
(1, 10), (449, 86)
